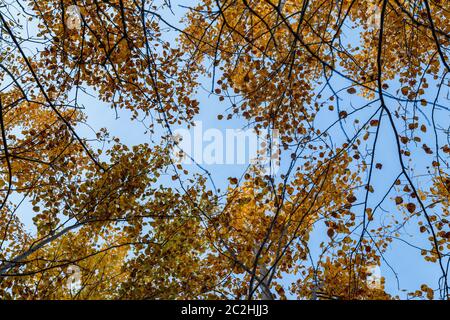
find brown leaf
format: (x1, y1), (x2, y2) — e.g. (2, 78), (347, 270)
(395, 197), (403, 205)
(406, 203), (416, 214)
(327, 228), (335, 238)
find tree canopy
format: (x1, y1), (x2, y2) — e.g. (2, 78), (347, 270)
(0, 0), (449, 300)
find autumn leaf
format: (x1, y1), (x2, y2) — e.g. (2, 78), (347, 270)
(406, 203), (417, 214)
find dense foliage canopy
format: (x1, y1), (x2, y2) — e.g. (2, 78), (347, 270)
(0, 0), (449, 300)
